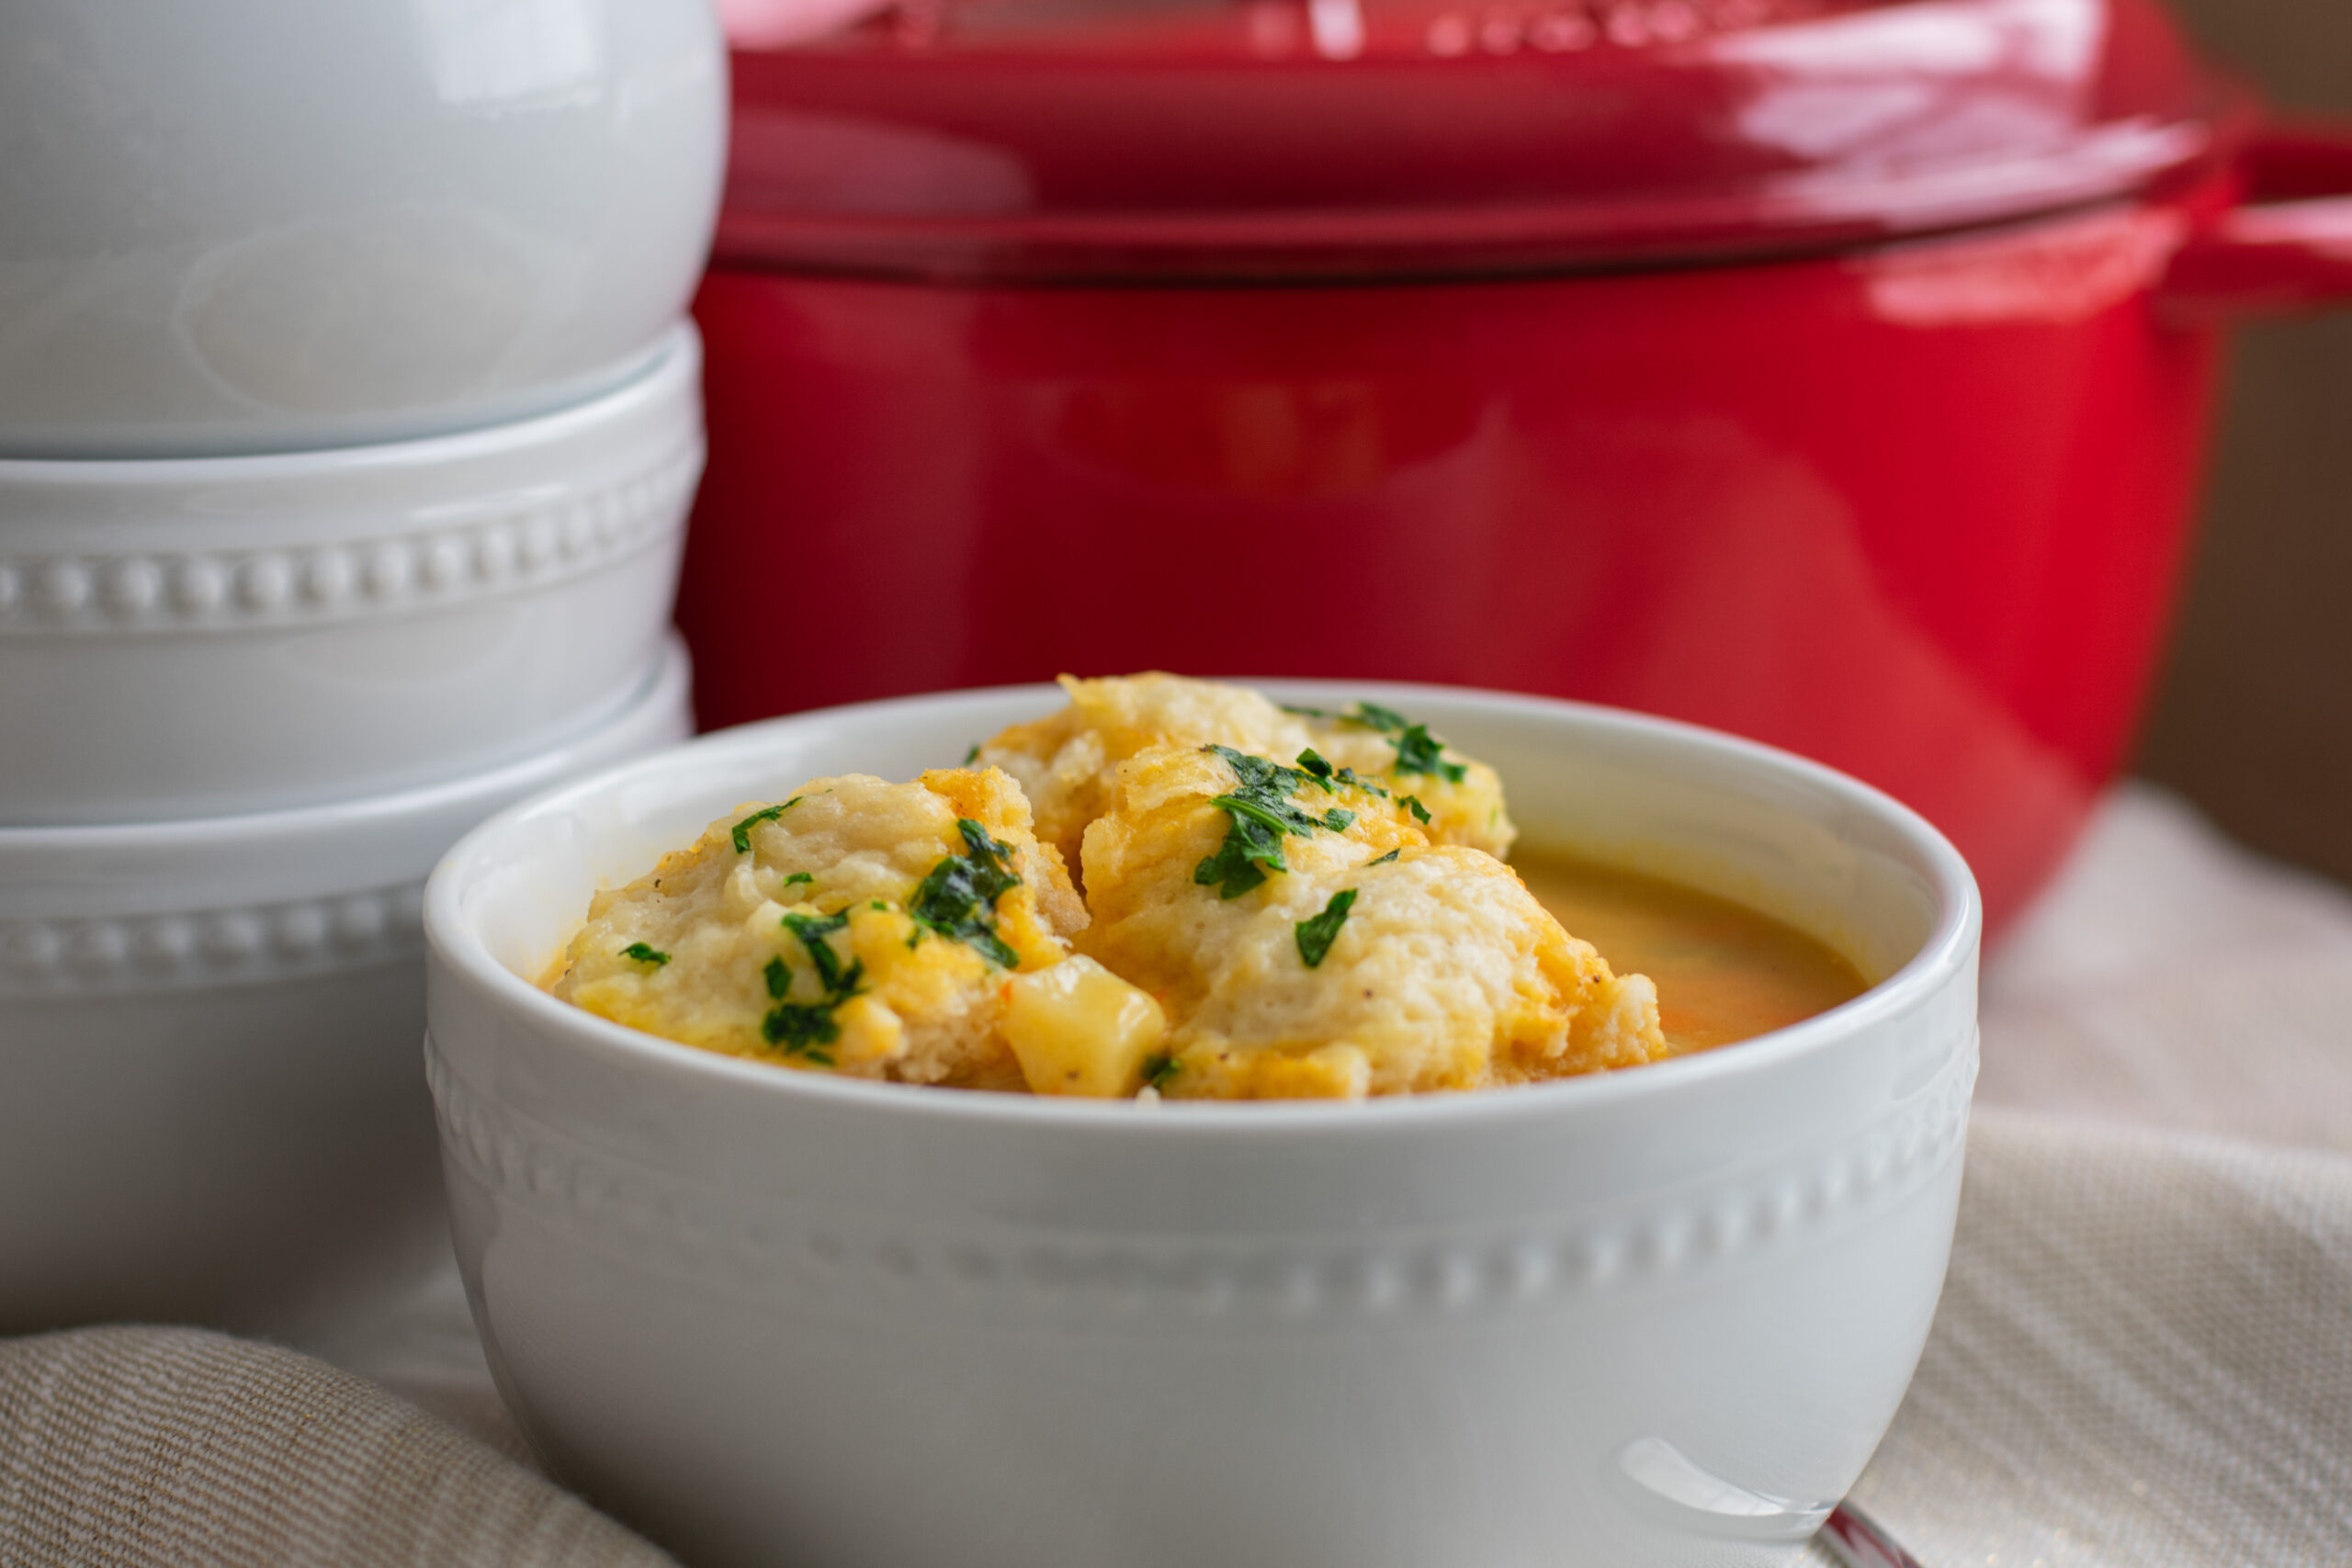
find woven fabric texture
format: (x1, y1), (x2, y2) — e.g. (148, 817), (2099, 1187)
(1977, 786), (2352, 1155)
(0, 1326), (673, 1568)
(1794, 1111), (2352, 1568)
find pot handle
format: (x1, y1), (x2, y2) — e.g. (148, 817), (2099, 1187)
(2162, 122), (2352, 323)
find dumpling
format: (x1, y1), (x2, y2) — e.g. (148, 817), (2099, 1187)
(1076, 742), (1666, 1099)
(552, 767), (1086, 1089)
(551, 676), (1668, 1103)
(977, 672), (1514, 884)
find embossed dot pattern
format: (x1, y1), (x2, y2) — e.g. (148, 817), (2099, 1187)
(426, 1038), (1976, 1320)
(0, 884), (426, 996)
(0, 446), (701, 637)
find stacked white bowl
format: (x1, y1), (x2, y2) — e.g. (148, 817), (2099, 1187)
(0, 0), (726, 1339)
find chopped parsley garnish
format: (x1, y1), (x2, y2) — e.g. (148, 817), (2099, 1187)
(1401, 795), (1431, 826)
(1367, 849), (1401, 866)
(1291, 751), (1371, 823)
(781, 871), (813, 887)
(909, 819), (1023, 967)
(1142, 1054), (1182, 1093)
(761, 1001), (838, 1061)
(1295, 889), (1358, 969)
(1342, 702), (1412, 735)
(1193, 746), (1352, 900)
(963, 743), (981, 765)
(760, 914), (863, 1064)
(1334, 703), (1469, 784)
(731, 796), (803, 853)
(1280, 703), (1332, 719)
(620, 942), (670, 967)
(782, 912), (861, 998)
(1390, 725), (1466, 783)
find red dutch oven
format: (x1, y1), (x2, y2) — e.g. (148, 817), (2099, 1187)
(681, 0), (2352, 931)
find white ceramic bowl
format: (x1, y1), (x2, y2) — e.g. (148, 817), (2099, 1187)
(0, 0), (723, 457)
(425, 682), (1980, 1568)
(0, 637), (691, 1343)
(0, 327), (703, 826)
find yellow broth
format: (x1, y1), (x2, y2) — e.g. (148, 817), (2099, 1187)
(1514, 852), (1870, 1055)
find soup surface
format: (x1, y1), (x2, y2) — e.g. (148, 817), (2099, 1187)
(1516, 851), (1869, 1055)
(550, 672), (1851, 1099)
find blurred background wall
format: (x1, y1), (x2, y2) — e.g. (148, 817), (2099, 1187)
(2135, 1), (2352, 887)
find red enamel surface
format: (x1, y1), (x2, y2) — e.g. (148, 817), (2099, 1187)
(678, 194), (2222, 931)
(716, 0), (2222, 279)
(683, 0), (2352, 931)
(2163, 125), (2352, 321)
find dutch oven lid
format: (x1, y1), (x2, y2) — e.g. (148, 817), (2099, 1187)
(717, 0), (2240, 281)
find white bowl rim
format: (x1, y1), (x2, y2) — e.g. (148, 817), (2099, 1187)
(0, 324), (698, 488)
(426, 680), (1983, 1138)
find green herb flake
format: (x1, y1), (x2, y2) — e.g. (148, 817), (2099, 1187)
(1333, 702), (1468, 784)
(1295, 749), (1336, 785)
(1193, 838), (1273, 900)
(1295, 889), (1358, 969)
(963, 743), (981, 766)
(782, 911), (862, 999)
(730, 796), (803, 853)
(781, 871), (813, 887)
(1142, 1054), (1182, 1093)
(620, 942), (670, 967)
(761, 913), (864, 1063)
(909, 819), (1023, 967)
(1193, 746), (1347, 900)
(1280, 703), (1332, 719)
(1390, 724), (1467, 784)
(763, 1004), (840, 1053)
(1368, 849), (1401, 866)
(1402, 795), (1432, 826)
(1342, 702), (1411, 735)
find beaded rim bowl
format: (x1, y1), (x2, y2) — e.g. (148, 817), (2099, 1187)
(0, 327), (702, 825)
(0, 636), (690, 998)
(424, 682), (1980, 1568)
(0, 637), (692, 1343)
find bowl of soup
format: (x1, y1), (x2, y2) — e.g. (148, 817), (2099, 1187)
(424, 678), (1979, 1568)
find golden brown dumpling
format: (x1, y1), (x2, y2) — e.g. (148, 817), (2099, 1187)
(1075, 743), (1666, 1099)
(977, 672), (1513, 886)
(552, 676), (1667, 1103)
(552, 768), (1085, 1089)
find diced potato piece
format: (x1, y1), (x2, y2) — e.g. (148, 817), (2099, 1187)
(1003, 956), (1169, 1098)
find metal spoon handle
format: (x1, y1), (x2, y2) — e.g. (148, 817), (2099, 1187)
(1818, 1501), (1928, 1568)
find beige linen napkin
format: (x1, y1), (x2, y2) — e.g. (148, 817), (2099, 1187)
(0, 1326), (673, 1567)
(1976, 785), (2352, 1155)
(1804, 1111), (2352, 1568)
(1798, 785), (2352, 1566)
